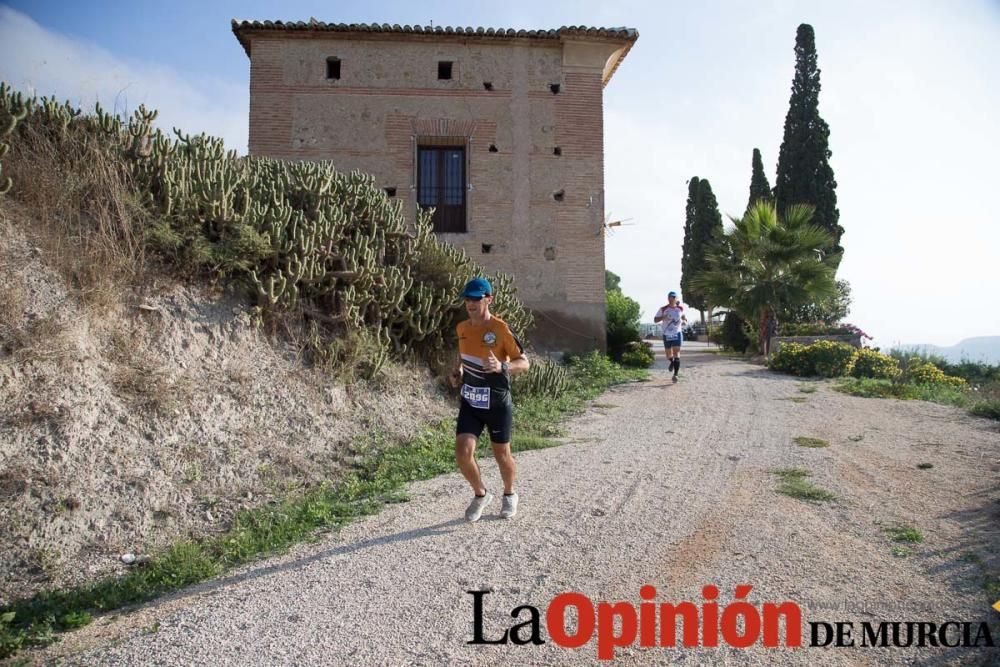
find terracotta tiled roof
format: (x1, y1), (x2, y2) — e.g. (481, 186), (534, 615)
(231, 20), (638, 84)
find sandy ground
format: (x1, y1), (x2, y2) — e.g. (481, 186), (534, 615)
(29, 343), (1000, 666)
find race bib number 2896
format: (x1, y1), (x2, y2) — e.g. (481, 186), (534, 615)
(461, 384), (491, 409)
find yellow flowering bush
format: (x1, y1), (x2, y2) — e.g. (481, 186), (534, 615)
(850, 348), (901, 380)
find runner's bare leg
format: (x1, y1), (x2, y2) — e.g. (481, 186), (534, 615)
(455, 434), (486, 494)
(491, 442), (516, 495)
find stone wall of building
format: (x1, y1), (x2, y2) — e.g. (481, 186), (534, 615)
(244, 33), (622, 352)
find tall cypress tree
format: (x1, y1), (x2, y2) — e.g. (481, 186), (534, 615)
(680, 177), (700, 312)
(747, 148), (771, 212)
(680, 177), (723, 318)
(773, 24), (842, 260)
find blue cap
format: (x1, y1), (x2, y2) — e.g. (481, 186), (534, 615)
(668, 291), (678, 297)
(461, 277), (493, 298)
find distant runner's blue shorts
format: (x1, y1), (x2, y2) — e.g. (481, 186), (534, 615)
(663, 334), (683, 349)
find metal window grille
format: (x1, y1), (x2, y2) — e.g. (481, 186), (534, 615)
(417, 145), (466, 233)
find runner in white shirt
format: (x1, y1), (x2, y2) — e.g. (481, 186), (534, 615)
(654, 291), (688, 383)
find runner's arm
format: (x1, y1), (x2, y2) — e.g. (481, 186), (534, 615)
(489, 329), (530, 376)
(653, 307), (665, 323)
(484, 349), (529, 375)
(506, 355), (530, 376)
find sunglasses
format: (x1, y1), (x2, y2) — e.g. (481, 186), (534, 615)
(464, 295), (486, 302)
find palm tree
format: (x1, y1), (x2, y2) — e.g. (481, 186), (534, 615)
(691, 201), (839, 355)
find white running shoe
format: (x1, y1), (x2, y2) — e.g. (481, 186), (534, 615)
(465, 492), (493, 522)
(500, 492), (519, 519)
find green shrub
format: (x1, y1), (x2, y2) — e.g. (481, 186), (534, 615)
(780, 321), (870, 338)
(566, 351), (634, 386)
(970, 401), (1000, 421)
(770, 340), (857, 378)
(909, 382), (968, 406)
(834, 378), (968, 407)
(944, 361), (1000, 385)
(605, 289), (641, 361)
(769, 342), (806, 375)
(719, 312), (750, 353)
(620, 341), (654, 368)
(889, 349), (1000, 385)
(885, 526), (924, 543)
(851, 348), (901, 380)
(909, 362), (967, 389)
(835, 378), (919, 400)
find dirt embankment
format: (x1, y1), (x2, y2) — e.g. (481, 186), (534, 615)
(0, 208), (451, 605)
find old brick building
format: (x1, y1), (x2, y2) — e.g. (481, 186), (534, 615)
(232, 20), (637, 352)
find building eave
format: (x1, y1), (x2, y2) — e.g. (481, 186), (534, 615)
(231, 20), (637, 84)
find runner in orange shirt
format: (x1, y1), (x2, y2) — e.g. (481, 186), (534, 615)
(447, 278), (530, 521)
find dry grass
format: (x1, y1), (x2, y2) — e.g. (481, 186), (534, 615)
(1, 397), (64, 429)
(109, 361), (181, 415)
(0, 271), (28, 357)
(0, 270), (26, 327)
(102, 322), (186, 416)
(0, 308), (76, 368)
(4, 119), (147, 313)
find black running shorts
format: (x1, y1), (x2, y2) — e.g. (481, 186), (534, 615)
(456, 394), (513, 444)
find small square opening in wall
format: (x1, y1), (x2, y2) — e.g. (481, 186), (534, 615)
(483, 81), (493, 91)
(481, 243), (493, 254)
(553, 146), (562, 156)
(438, 61), (453, 80)
(326, 57), (341, 80)
(553, 189), (565, 202)
(549, 83), (560, 94)
(488, 144), (498, 153)
(384, 187), (397, 197)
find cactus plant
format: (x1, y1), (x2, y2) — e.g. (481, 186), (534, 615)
(0, 80), (535, 372)
(512, 358), (570, 398)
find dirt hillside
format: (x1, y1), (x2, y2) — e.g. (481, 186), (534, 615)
(0, 206), (451, 605)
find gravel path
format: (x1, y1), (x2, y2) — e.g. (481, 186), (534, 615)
(39, 344), (1000, 666)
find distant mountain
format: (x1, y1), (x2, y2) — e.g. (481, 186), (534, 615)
(895, 336), (1000, 364)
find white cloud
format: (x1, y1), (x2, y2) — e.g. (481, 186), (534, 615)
(0, 6), (248, 152)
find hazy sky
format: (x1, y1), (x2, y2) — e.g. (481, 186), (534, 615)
(2, 1), (998, 347)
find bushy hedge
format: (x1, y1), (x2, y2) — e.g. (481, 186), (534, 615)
(850, 348), (901, 380)
(719, 312), (750, 353)
(889, 349), (1000, 386)
(606, 289), (641, 361)
(620, 341), (655, 368)
(769, 341), (857, 378)
(908, 362), (967, 389)
(772, 341), (972, 390)
(780, 321), (871, 338)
